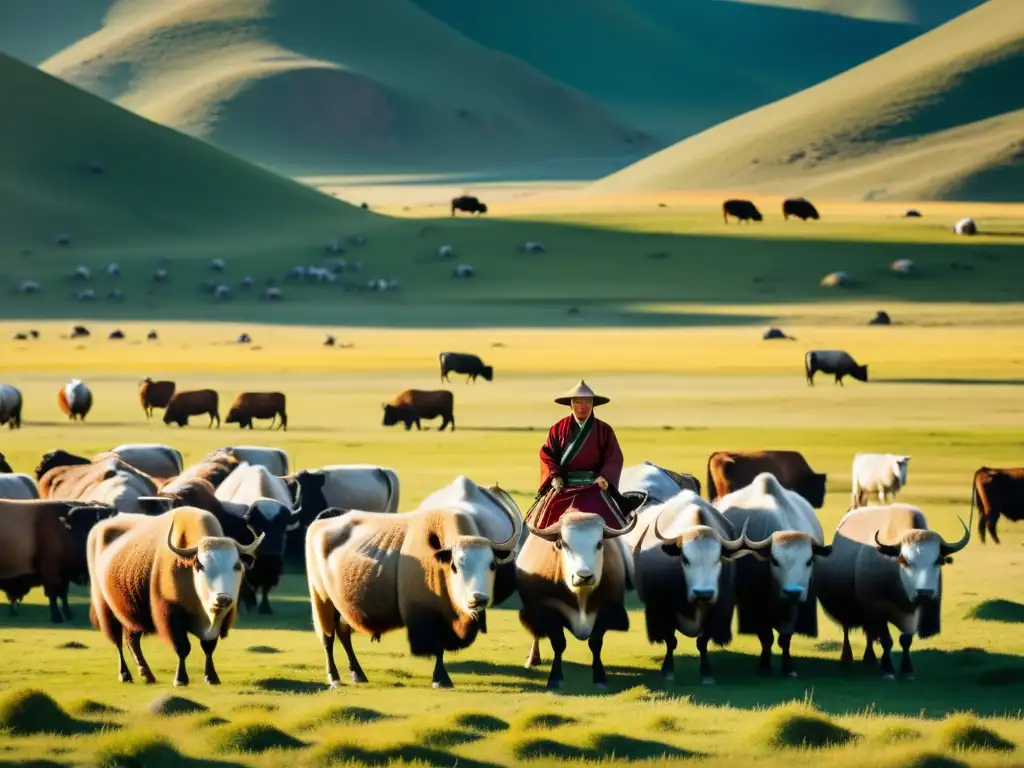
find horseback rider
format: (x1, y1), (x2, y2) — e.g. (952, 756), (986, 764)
(532, 380), (629, 528)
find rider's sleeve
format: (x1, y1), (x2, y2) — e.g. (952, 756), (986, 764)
(538, 423), (564, 491)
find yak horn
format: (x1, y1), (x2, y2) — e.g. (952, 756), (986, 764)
(166, 523), (198, 560)
(526, 521), (562, 542)
(720, 519), (750, 552)
(742, 525), (773, 552)
(485, 483), (524, 551)
(940, 512), (972, 555)
(603, 511), (638, 539)
(873, 530), (901, 556)
(235, 525), (265, 557)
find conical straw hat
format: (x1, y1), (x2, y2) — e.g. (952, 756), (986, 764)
(554, 380), (609, 407)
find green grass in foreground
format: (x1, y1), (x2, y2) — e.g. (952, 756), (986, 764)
(1, 323), (1023, 765)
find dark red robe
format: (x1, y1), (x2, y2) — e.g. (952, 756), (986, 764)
(532, 415), (625, 529)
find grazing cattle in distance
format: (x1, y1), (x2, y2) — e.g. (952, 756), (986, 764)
(305, 498), (520, 688)
(163, 389), (220, 428)
(383, 389), (455, 432)
(451, 195), (487, 216)
(782, 198), (819, 220)
(109, 443), (184, 482)
(852, 453), (911, 508)
(284, 465), (400, 561)
(869, 310), (892, 326)
(707, 450), (827, 509)
(816, 503), (970, 678)
(763, 327), (795, 341)
(225, 392), (287, 431)
(972, 467), (1024, 544)
(0, 452), (12, 473)
(723, 199), (763, 223)
(627, 490), (748, 683)
(0, 474), (40, 500)
(954, 217), (977, 235)
(806, 350), (869, 386)
(0, 384), (23, 430)
(214, 463), (299, 614)
(87, 507), (263, 685)
(715, 473), (832, 677)
(1, 499), (115, 621)
(214, 446), (289, 477)
(140, 378), (175, 419)
(58, 379), (93, 421)
(517, 511), (636, 689)
(620, 460), (701, 502)
(439, 352), (493, 383)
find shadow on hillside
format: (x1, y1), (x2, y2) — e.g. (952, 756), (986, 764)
(875, 378), (1024, 386)
(6, 213), (1024, 327)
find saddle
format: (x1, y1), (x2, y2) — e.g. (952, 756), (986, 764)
(526, 484), (647, 530)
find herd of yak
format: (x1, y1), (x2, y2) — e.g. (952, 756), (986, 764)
(1, 441), (1020, 692)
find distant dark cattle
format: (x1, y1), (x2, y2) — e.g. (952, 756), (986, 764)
(868, 311), (891, 326)
(109, 330), (125, 340)
(783, 198), (819, 221)
(451, 195), (487, 216)
(439, 352), (493, 383)
(147, 331), (159, 341)
(139, 378), (175, 419)
(805, 350), (868, 386)
(225, 392), (287, 431)
(0, 385), (23, 430)
(383, 389), (455, 432)
(70, 325), (89, 338)
(973, 467), (1024, 544)
(163, 389), (220, 428)
(763, 328), (794, 341)
(707, 450), (827, 509)
(723, 199), (762, 223)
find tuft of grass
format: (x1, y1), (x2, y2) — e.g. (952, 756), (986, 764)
(815, 640), (843, 652)
(210, 722), (306, 754)
(589, 733), (694, 760)
(417, 728), (482, 748)
(516, 710), (578, 730)
(874, 724), (922, 745)
(965, 599), (1024, 623)
(613, 685), (677, 703)
(451, 712), (509, 733)
(93, 731), (183, 768)
(0, 688), (95, 736)
(68, 699), (122, 717)
(147, 695), (209, 717)
(246, 645), (281, 654)
(299, 705), (390, 730)
(57, 641), (88, 650)
(252, 677), (323, 694)
(751, 702), (856, 750)
(312, 740), (498, 768)
(937, 714), (1015, 752)
(646, 714), (680, 733)
(200, 716), (230, 728)
(513, 739), (589, 761)
(888, 752), (968, 768)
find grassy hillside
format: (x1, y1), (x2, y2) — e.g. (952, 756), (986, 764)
(0, 52), (368, 247)
(714, 0), (984, 26)
(36, 0), (654, 177)
(407, 0), (925, 142)
(591, 0), (1024, 201)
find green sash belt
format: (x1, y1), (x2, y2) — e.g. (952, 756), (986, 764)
(565, 471), (596, 488)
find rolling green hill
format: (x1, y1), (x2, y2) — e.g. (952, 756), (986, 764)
(0, 52), (369, 247)
(34, 0), (654, 177)
(590, 0), (1024, 201)
(406, 0), (933, 142)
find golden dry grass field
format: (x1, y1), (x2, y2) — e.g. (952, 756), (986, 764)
(1, 314), (1023, 767)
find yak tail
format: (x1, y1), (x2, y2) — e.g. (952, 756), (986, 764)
(722, 204), (729, 224)
(706, 459), (717, 502)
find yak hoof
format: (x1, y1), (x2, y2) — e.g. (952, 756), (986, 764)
(662, 672), (674, 682)
(700, 677), (716, 686)
(119, 672), (133, 684)
(205, 674), (221, 685)
(142, 672), (157, 685)
(173, 677), (189, 688)
(595, 682), (609, 691)
(546, 679), (563, 691)
(352, 672), (368, 684)
(881, 673), (896, 682)
(432, 680), (454, 690)
(329, 679), (343, 690)
(786, 671), (798, 678)
(903, 674), (916, 681)
(258, 603), (272, 616)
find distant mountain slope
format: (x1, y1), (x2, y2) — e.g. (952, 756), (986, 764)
(36, 0), (653, 176)
(0, 52), (364, 248)
(590, 0), (1024, 201)
(410, 0), (925, 141)
(713, 0), (984, 26)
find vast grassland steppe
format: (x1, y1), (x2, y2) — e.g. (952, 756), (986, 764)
(2, 1), (1024, 766)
